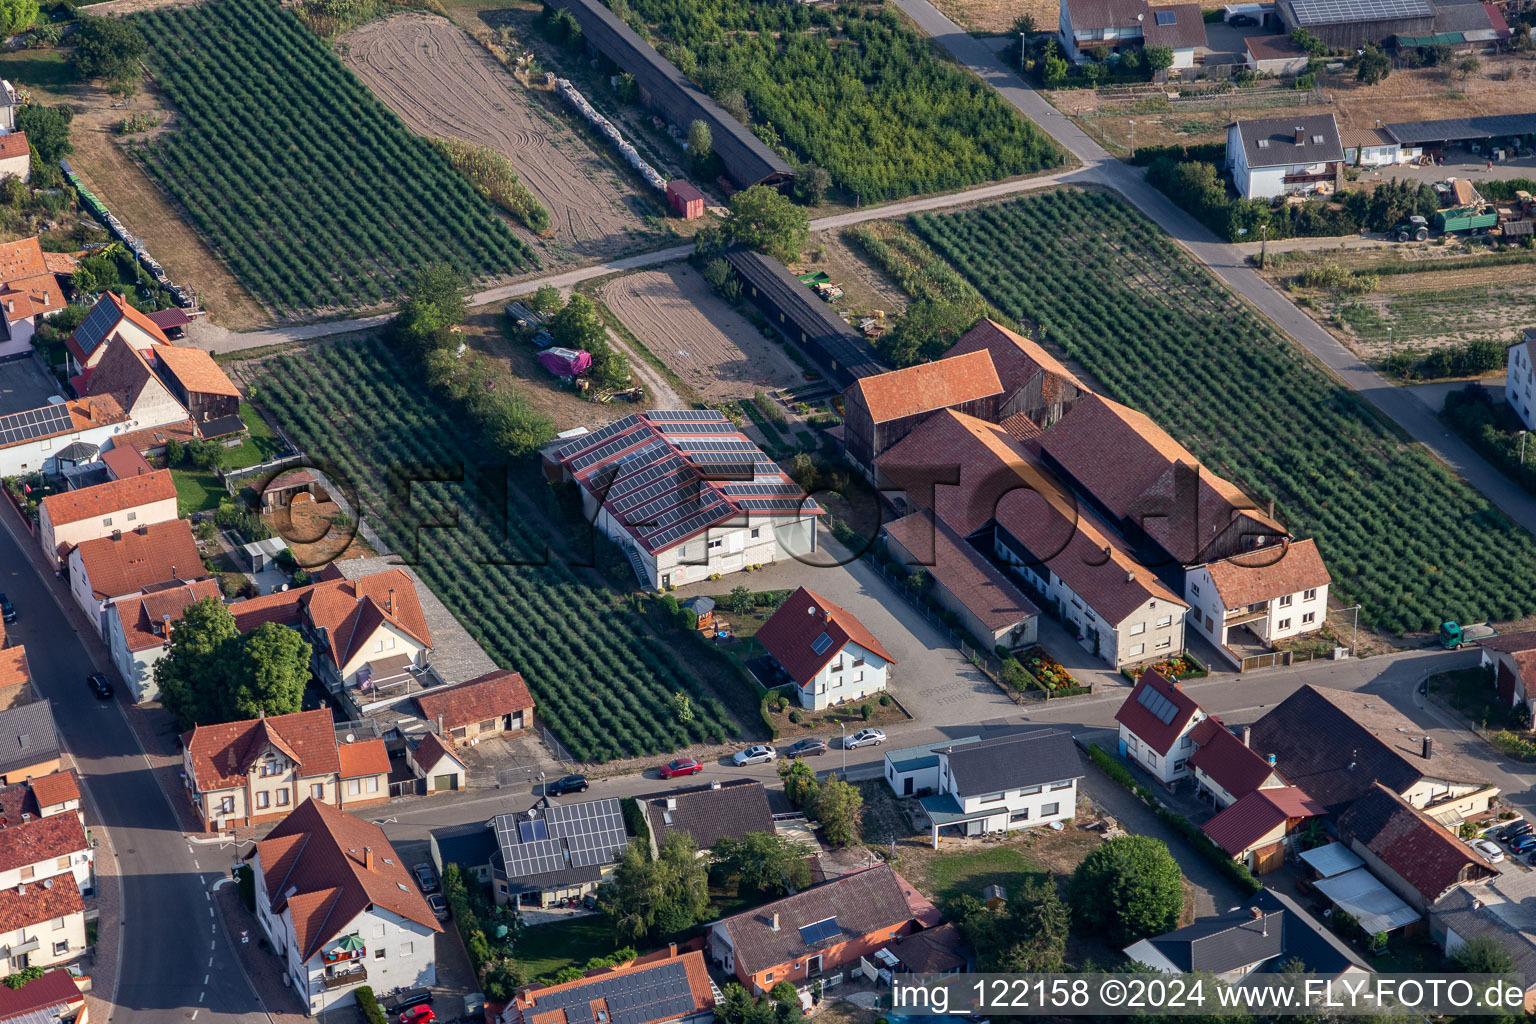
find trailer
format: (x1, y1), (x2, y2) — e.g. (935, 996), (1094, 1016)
(1433, 206), (1499, 235)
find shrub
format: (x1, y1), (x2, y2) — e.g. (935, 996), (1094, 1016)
(658, 593), (679, 617)
(1068, 836), (1183, 945)
(355, 987), (387, 1024)
(620, 796), (651, 849)
(788, 709), (802, 724)
(878, 693), (891, 706)
(860, 702), (873, 721)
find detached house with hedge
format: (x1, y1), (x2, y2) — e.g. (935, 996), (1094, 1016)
(754, 587), (896, 711)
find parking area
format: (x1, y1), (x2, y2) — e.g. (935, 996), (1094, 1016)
(0, 357), (59, 416)
(1202, 18), (1274, 56)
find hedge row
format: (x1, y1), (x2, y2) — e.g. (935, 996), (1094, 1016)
(356, 987), (387, 1024)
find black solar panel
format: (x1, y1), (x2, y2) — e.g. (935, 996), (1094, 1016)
(645, 505), (734, 549)
(753, 462), (781, 475)
(0, 403), (74, 447)
(558, 415), (643, 460)
(798, 917), (840, 944)
(640, 495), (725, 535)
(1136, 684), (1179, 725)
(723, 483), (802, 496)
(526, 958), (698, 1024)
(656, 421), (740, 435)
(607, 456), (691, 501)
(810, 632), (833, 655)
(493, 798), (627, 880)
(570, 430), (650, 474)
(622, 485), (708, 528)
(1288, 0), (1430, 24)
(73, 299), (122, 358)
(612, 474), (694, 517)
(737, 498), (809, 512)
(689, 460), (757, 482)
(673, 439), (759, 454)
(645, 409), (727, 422)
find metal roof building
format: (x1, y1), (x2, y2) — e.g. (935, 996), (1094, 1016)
(1276, 0), (1433, 46)
(549, 0), (793, 189)
(1385, 112), (1536, 147)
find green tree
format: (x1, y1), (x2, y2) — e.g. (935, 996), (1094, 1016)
(723, 185), (809, 263)
(791, 165), (832, 207)
(0, 0), (37, 39)
(712, 831), (812, 897)
(1042, 51), (1069, 87)
(878, 299), (980, 368)
(71, 254), (117, 295)
(156, 598), (311, 729)
(481, 957), (528, 1003)
(715, 983), (800, 1024)
(963, 878), (1070, 972)
(0, 174), (25, 208)
(777, 758), (817, 809)
(227, 623), (310, 721)
(396, 261), (467, 352)
(72, 15), (147, 89)
(811, 774), (863, 846)
(726, 584), (754, 614)
(1289, 28), (1327, 56)
(1010, 12), (1036, 35)
(597, 833), (709, 943)
(548, 293), (607, 352)
(15, 104), (71, 183)
(688, 118), (713, 163)
(1143, 45), (1174, 73)
(529, 283), (561, 315)
(1068, 836), (1183, 945)
(1356, 44), (1390, 85)
(1452, 935), (1516, 975)
(1455, 54), (1481, 80)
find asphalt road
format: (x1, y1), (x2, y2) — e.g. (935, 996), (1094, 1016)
(0, 513), (268, 1024)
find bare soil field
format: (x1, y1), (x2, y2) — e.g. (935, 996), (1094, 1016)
(802, 231), (908, 322)
(932, 0), (1043, 34)
(597, 264), (804, 401)
(264, 495), (375, 567)
(339, 13), (653, 262)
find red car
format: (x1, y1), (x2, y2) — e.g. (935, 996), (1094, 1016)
(659, 758), (703, 779)
(399, 1007), (435, 1024)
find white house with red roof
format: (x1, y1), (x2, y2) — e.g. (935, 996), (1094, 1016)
(0, 396), (129, 478)
(38, 466), (179, 565)
(64, 292), (170, 377)
(754, 587), (896, 710)
(552, 410), (820, 591)
(1114, 670), (1207, 786)
(73, 332), (186, 431)
(1187, 718), (1288, 809)
(248, 799), (441, 1013)
(0, 132), (26, 185)
(66, 518), (207, 637)
(0, 236), (71, 358)
(1202, 786), (1326, 874)
(105, 578), (222, 702)
(1185, 539), (1333, 665)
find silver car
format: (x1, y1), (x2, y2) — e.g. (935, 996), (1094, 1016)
(733, 744), (778, 766)
(845, 728), (886, 749)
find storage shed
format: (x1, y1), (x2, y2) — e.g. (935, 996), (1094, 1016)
(667, 180), (706, 220)
(1276, 0), (1433, 47)
(882, 735), (980, 798)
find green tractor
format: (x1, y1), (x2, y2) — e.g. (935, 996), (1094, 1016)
(1391, 215), (1429, 242)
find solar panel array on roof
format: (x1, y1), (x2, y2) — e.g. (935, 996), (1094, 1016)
(656, 421), (740, 435)
(525, 957), (698, 1024)
(625, 487), (713, 529)
(723, 483), (802, 496)
(558, 415), (642, 459)
(798, 917), (841, 944)
(737, 498), (809, 512)
(644, 496), (727, 534)
(73, 299), (124, 357)
(673, 439), (759, 454)
(1287, 0), (1430, 24)
(518, 819), (550, 843)
(645, 409), (728, 422)
(1136, 684), (1179, 725)
(494, 798), (628, 879)
(810, 632), (834, 655)
(609, 456), (690, 500)
(0, 403), (73, 447)
(613, 475), (695, 516)
(689, 460), (757, 481)
(571, 431), (649, 473)
(645, 506), (734, 549)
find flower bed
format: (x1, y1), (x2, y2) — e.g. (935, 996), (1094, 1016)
(1022, 646), (1081, 694)
(1121, 653), (1208, 683)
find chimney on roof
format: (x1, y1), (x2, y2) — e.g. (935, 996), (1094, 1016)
(1423, 736), (1434, 759)
(363, 847), (374, 871)
(388, 589), (395, 616)
(1250, 907), (1262, 920)
(666, 797), (677, 811)
(770, 912), (780, 932)
(111, 529), (121, 541)
(1267, 753), (1276, 766)
(1295, 126), (1305, 144)
(42, 290), (47, 305)
(1125, 570), (1134, 583)
(136, 523), (148, 536)
(1267, 499), (1275, 518)
(437, 715), (443, 736)
(1242, 726), (1251, 748)
(668, 942), (677, 957)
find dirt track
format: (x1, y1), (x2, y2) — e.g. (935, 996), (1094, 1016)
(340, 14), (648, 260)
(598, 264), (805, 401)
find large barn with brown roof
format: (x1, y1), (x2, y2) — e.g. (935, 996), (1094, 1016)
(1337, 783), (1496, 911)
(842, 349), (1003, 481)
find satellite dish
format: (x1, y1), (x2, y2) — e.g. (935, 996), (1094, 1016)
(345, 733), (356, 743)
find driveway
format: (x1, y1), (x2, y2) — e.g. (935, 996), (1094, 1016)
(0, 356), (60, 415)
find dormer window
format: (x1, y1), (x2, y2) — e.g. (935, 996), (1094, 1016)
(1257, 139), (1270, 149)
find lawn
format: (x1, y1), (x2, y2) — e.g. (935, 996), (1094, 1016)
(0, 51), (73, 90)
(172, 467), (225, 514)
(916, 845), (1052, 906)
(513, 915), (623, 983)
(221, 402), (285, 471)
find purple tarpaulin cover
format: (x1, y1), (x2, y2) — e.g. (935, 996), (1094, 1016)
(537, 347), (592, 376)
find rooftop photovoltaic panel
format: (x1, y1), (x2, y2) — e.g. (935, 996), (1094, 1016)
(612, 475), (695, 517)
(673, 439), (760, 453)
(517, 819), (550, 843)
(810, 632), (833, 655)
(524, 958), (698, 1024)
(645, 409), (727, 422)
(1136, 684), (1179, 726)
(73, 299), (124, 357)
(622, 485), (709, 527)
(723, 483), (803, 496)
(493, 798), (627, 881)
(656, 420), (743, 435)
(614, 439), (669, 468)
(737, 498), (810, 512)
(688, 460), (757, 482)
(0, 403), (74, 447)
(607, 456), (691, 500)
(557, 414), (643, 459)
(1154, 9), (1174, 23)
(754, 462), (781, 475)
(1287, 0), (1430, 24)
(641, 495), (726, 534)
(570, 431), (650, 474)
(645, 506), (734, 549)
(798, 917), (840, 944)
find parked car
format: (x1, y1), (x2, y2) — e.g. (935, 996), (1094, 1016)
(381, 989), (433, 1014)
(784, 739), (828, 759)
(399, 1007), (436, 1024)
(547, 774), (589, 796)
(427, 893), (449, 920)
(732, 745), (777, 766)
(1502, 821), (1533, 843)
(0, 593), (13, 624)
(1471, 839), (1505, 864)
(845, 728), (886, 749)
(411, 863), (438, 893)
(86, 673), (113, 700)
(659, 758), (703, 779)
(1228, 13), (1258, 25)
(1510, 833), (1536, 856)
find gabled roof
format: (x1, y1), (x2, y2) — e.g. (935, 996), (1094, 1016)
(0, 236), (66, 323)
(1477, 630), (1536, 654)
(100, 444), (154, 480)
(229, 570), (432, 669)
(1285, 0), (1430, 27)
(71, 519), (203, 600)
(509, 948), (715, 1024)
(1187, 720), (1284, 800)
(26, 769), (79, 811)
(110, 419), (197, 455)
(642, 779), (774, 851)
(1201, 539), (1331, 608)
(754, 586), (896, 688)
(0, 132), (26, 163)
(0, 648), (28, 695)
(1202, 787), (1325, 856)
(1249, 686), (1490, 815)
(1127, 906), (1284, 974)
(1229, 114), (1344, 168)
(0, 702), (59, 778)
(0, 396), (127, 452)
(251, 799), (440, 962)
(938, 727), (1083, 795)
(716, 864), (918, 977)
(883, 511), (1039, 633)
(183, 710), (342, 791)
(66, 292), (170, 366)
(40, 468), (176, 528)
(414, 670), (533, 733)
(0, 871), (81, 934)
(111, 578), (222, 654)
(78, 334), (171, 414)
(943, 318), (1082, 402)
(0, 970), (84, 1022)
(336, 738), (389, 780)
(151, 344), (241, 398)
(1114, 670), (1202, 757)
(1142, 3), (1208, 49)
(845, 349), (1002, 424)
(0, 809), (86, 874)
(1063, 0), (1154, 31)
(724, 249), (884, 384)
(412, 732), (462, 773)
(1337, 783), (1495, 903)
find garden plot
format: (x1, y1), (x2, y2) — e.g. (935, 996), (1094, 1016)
(597, 263), (804, 401)
(341, 14), (651, 260)
(1324, 276), (1536, 358)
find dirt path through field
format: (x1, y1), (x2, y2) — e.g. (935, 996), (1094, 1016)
(340, 13), (649, 261)
(598, 264), (806, 402)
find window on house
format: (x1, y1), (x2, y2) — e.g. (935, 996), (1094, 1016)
(1041, 802), (1060, 817)
(1190, 583), (1200, 596)
(220, 797), (234, 814)
(1130, 622), (1146, 635)
(1051, 781), (1073, 790)
(400, 942), (413, 958)
(1070, 597), (1082, 609)
(127, 511), (136, 521)
(347, 779), (361, 797)
(1180, 735), (1192, 749)
(1009, 809), (1030, 823)
(52, 917), (65, 931)
(1257, 139), (1271, 148)
(1278, 618), (1291, 631)
(1173, 759), (1188, 773)
(1147, 753), (1159, 767)
(374, 639), (384, 653)
(1303, 588), (1317, 601)
(374, 924), (386, 937)
(980, 793), (1006, 805)
(765, 973), (775, 983)
(277, 789), (289, 806)
(1155, 637), (1171, 650)
(365, 777), (379, 794)
(52, 941), (67, 956)
(1128, 643), (1145, 656)
(256, 792), (270, 809)
(19, 867), (32, 881)
(55, 857), (68, 869)
(1156, 615), (1173, 628)
(1020, 785), (1041, 795)
(375, 948), (386, 960)
(102, 517), (111, 526)
(708, 538), (723, 550)
(751, 528), (761, 539)
(479, 719), (497, 732)
(1302, 612), (1315, 624)
(1279, 595), (1293, 607)
(312, 784), (324, 799)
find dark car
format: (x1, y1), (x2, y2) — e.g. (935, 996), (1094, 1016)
(411, 862), (438, 894)
(0, 593), (13, 624)
(784, 738), (828, 758)
(380, 988), (433, 1014)
(86, 673), (113, 700)
(1512, 834), (1536, 857)
(1228, 13), (1258, 25)
(547, 774), (589, 796)
(427, 893), (449, 921)
(1502, 821), (1533, 842)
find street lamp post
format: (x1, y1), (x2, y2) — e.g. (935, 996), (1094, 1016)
(1260, 223), (1268, 268)
(1387, 325), (1393, 362)
(839, 722), (846, 778)
(1128, 120), (1135, 159)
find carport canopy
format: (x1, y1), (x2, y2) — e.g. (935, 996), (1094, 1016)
(1386, 114), (1536, 147)
(1313, 866), (1421, 934)
(1298, 841), (1365, 878)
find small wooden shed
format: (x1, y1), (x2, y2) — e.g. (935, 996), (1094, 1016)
(983, 885), (1007, 910)
(682, 595), (716, 631)
(666, 179), (706, 220)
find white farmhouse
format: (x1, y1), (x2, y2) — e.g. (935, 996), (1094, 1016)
(1226, 115), (1344, 199)
(0, 237), (73, 359)
(1058, 0), (1208, 67)
(918, 727), (1084, 847)
(1342, 127), (1408, 168)
(754, 586), (896, 711)
(248, 799), (441, 1015)
(1507, 328), (1536, 431)
(38, 468), (179, 566)
(1184, 539), (1332, 668)
(67, 519), (206, 638)
(1113, 669), (1207, 786)
(105, 578), (223, 702)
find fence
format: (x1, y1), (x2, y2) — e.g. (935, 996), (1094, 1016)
(222, 453), (306, 494)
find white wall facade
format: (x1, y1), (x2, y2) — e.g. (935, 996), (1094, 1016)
(0, 319), (31, 358)
(1193, 763), (1284, 809)
(1058, 0), (1144, 62)
(1184, 566), (1329, 650)
(0, 152), (28, 184)
(0, 845), (92, 895)
(1119, 712), (1206, 785)
(106, 608), (170, 703)
(0, 907), (85, 973)
(797, 639), (890, 710)
(40, 493), (178, 563)
(1170, 46), (1197, 69)
(935, 753), (1078, 834)
(1508, 342), (1536, 431)
(1345, 143), (1402, 167)
(335, 621), (428, 689)
(0, 419), (124, 478)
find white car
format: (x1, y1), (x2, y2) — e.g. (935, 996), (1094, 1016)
(733, 745), (777, 766)
(1472, 838), (1506, 864)
(845, 728), (887, 749)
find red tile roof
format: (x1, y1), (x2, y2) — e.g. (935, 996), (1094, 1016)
(110, 419), (197, 454)
(0, 969), (83, 1021)
(511, 948), (715, 1024)
(40, 468), (176, 527)
(111, 579), (222, 654)
(755, 586), (896, 688)
(100, 444), (154, 480)
(0, 812), (87, 874)
(414, 670), (534, 733)
(0, 236), (65, 324)
(80, 334), (167, 414)
(66, 292), (171, 367)
(336, 739), (389, 780)
(0, 648), (27, 693)
(0, 237), (50, 282)
(1187, 723), (1283, 801)
(229, 570), (432, 669)
(71, 519), (204, 600)
(1201, 786), (1325, 856)
(1202, 539), (1332, 608)
(845, 349), (1002, 424)
(0, 871), (81, 933)
(1337, 783), (1496, 901)
(1114, 670), (1202, 756)
(412, 732), (460, 773)
(152, 344), (240, 398)
(0, 397), (127, 453)
(943, 319), (1083, 397)
(0, 132), (27, 163)
(26, 769), (79, 810)
(146, 307), (193, 330)
(251, 799), (440, 961)
(883, 511), (1038, 633)
(183, 710), (342, 790)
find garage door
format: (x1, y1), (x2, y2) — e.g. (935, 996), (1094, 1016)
(434, 774), (458, 792)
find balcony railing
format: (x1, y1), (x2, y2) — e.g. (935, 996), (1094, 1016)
(1282, 168), (1337, 185)
(322, 965), (367, 990)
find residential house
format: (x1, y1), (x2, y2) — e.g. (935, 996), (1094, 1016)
(38, 468), (179, 565)
(1201, 787), (1326, 874)
(0, 805), (94, 894)
(0, 702), (61, 786)
(709, 863), (930, 992)
(0, 969), (89, 1024)
(499, 946), (715, 1024)
(941, 319), (1086, 434)
(841, 349), (1002, 482)
(882, 736), (980, 799)
(67, 519), (206, 638)
(1249, 685), (1498, 821)
(182, 709), (390, 831)
(1507, 328), (1536, 431)
(413, 669), (534, 744)
(72, 333), (187, 437)
(1113, 669), (1207, 786)
(1185, 539), (1333, 667)
(0, 647), (32, 712)
(1187, 719), (1287, 808)
(18, 771), (82, 824)
(64, 292), (171, 377)
(1342, 127), (1404, 166)
(1244, 34), (1309, 74)
(0, 874), (86, 974)
(1336, 783), (1497, 914)
(99, 443), (153, 481)
(753, 587), (896, 710)
(490, 799), (630, 908)
(105, 578), (223, 703)
(0, 133), (26, 184)
(1226, 115), (1345, 200)
(406, 732), (466, 793)
(0, 237), (72, 358)
(429, 821), (497, 886)
(1126, 888), (1372, 981)
(641, 779), (774, 857)
(1058, 0), (1208, 66)
(147, 344), (241, 425)
(1433, 877), (1536, 1012)
(551, 409), (821, 591)
(0, 396), (129, 478)
(248, 799), (441, 1014)
(1477, 630), (1536, 716)
(918, 727), (1083, 847)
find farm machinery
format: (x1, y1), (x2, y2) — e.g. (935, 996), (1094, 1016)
(1439, 620), (1496, 649)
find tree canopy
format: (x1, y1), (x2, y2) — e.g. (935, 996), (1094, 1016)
(878, 299), (981, 368)
(712, 831), (811, 898)
(723, 185), (809, 263)
(156, 598), (311, 729)
(73, 16), (148, 89)
(1067, 835), (1183, 946)
(397, 261), (467, 352)
(1355, 44), (1390, 85)
(954, 878), (1070, 971)
(0, 0), (37, 39)
(548, 294), (630, 388)
(15, 104), (71, 183)
(715, 982), (800, 1024)
(597, 833), (710, 944)
(810, 774), (863, 847)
